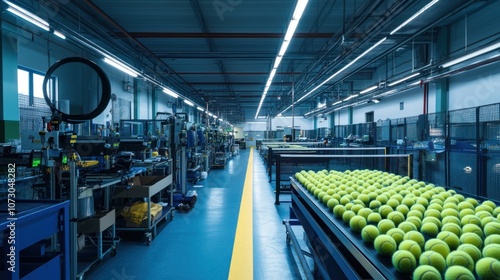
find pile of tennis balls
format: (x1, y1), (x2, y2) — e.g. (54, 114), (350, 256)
(295, 169), (500, 280)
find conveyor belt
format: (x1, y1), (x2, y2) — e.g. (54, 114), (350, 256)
(290, 177), (411, 280)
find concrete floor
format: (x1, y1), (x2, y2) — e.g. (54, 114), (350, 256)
(85, 148), (303, 280)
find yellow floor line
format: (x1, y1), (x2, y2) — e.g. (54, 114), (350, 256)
(228, 147), (254, 280)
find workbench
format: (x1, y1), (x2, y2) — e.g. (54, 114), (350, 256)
(0, 200), (70, 280)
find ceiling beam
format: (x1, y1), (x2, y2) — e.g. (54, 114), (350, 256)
(130, 32), (335, 39)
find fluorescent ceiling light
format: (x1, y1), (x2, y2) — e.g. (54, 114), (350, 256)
(103, 57), (139, 77)
(184, 100), (194, 107)
(197, 106), (204, 112)
(360, 85), (378, 94)
(441, 42), (500, 68)
(372, 99), (380, 103)
(53, 30), (66, 40)
(163, 87), (179, 98)
(343, 94), (359, 101)
(332, 100), (342, 106)
(375, 89), (397, 98)
(295, 37), (387, 105)
(5, 1), (50, 31)
(388, 72), (420, 87)
(255, 0), (309, 119)
(213, 116), (218, 119)
(390, 0), (440, 35)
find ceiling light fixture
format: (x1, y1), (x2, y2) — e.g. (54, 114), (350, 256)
(163, 87), (179, 98)
(332, 100), (342, 106)
(441, 42), (500, 68)
(291, 37), (387, 107)
(4, 0), (50, 31)
(343, 94), (359, 102)
(255, 0), (309, 119)
(388, 72), (420, 87)
(360, 85), (378, 94)
(103, 57), (139, 77)
(196, 106), (204, 112)
(374, 89), (397, 98)
(372, 99), (380, 103)
(390, 0), (440, 35)
(53, 30), (66, 40)
(184, 100), (194, 107)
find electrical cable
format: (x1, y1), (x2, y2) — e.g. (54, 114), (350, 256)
(42, 57), (111, 124)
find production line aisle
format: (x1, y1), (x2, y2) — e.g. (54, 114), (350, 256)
(85, 148), (303, 279)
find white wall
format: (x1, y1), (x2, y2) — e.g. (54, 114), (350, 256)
(448, 62), (500, 111)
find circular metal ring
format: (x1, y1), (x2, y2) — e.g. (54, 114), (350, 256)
(43, 57), (111, 124)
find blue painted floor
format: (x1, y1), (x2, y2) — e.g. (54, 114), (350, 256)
(85, 148), (302, 279)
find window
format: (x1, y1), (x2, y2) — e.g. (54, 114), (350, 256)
(17, 66), (56, 105)
(17, 69), (29, 95)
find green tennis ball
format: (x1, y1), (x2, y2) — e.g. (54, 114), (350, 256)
(458, 201), (475, 211)
(459, 209), (476, 219)
(398, 221), (418, 233)
(411, 204), (427, 215)
(484, 222), (500, 237)
(481, 217), (499, 228)
(422, 217), (442, 229)
(396, 204), (410, 216)
(419, 251), (447, 273)
(349, 215), (367, 232)
(378, 219), (396, 234)
(446, 251), (474, 271)
(387, 228), (406, 245)
(327, 198), (339, 211)
(345, 202), (354, 211)
(402, 197), (416, 208)
(485, 234), (500, 246)
(357, 193), (370, 205)
(399, 239), (422, 259)
(457, 244), (482, 263)
(441, 223), (462, 237)
(421, 223), (440, 238)
(427, 203), (443, 212)
(369, 200), (382, 209)
(406, 216), (422, 230)
(379, 205), (393, 218)
(437, 231), (460, 250)
(460, 232), (484, 249)
(483, 200), (498, 210)
(443, 202), (459, 211)
(425, 238), (451, 258)
(425, 209), (442, 220)
(465, 198), (479, 207)
(407, 210), (424, 220)
(412, 265), (442, 280)
(333, 204), (346, 218)
(475, 257), (500, 280)
(462, 224), (484, 239)
(416, 197), (429, 208)
(444, 266), (475, 280)
(443, 215), (461, 226)
(482, 244), (500, 261)
(351, 204), (364, 214)
(340, 196), (351, 205)
(441, 208), (460, 219)
(461, 214), (482, 227)
(405, 231), (426, 249)
(392, 250), (417, 273)
(476, 210), (493, 220)
(361, 225), (380, 243)
(357, 208), (373, 219)
(493, 206), (500, 217)
(374, 235), (397, 256)
(476, 205), (494, 214)
(387, 212), (405, 226)
(342, 210), (356, 223)
(367, 212), (382, 224)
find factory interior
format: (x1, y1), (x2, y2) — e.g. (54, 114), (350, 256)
(1, 0), (500, 279)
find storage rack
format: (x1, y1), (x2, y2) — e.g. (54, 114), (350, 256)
(113, 162), (174, 245)
(0, 200), (70, 280)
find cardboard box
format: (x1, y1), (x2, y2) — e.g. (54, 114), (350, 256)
(126, 209), (163, 228)
(78, 209), (115, 234)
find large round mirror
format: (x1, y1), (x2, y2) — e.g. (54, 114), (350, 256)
(43, 57), (111, 123)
